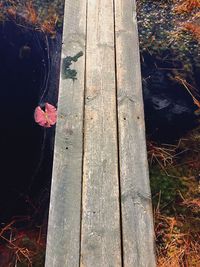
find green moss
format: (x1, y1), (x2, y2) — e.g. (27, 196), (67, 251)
(62, 51), (84, 80)
(150, 166), (187, 213)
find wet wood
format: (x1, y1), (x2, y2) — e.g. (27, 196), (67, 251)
(45, 0), (86, 266)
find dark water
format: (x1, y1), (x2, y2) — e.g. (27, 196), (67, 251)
(142, 51), (198, 142)
(0, 21), (61, 223)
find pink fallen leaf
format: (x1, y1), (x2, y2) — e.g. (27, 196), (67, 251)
(34, 103), (57, 128)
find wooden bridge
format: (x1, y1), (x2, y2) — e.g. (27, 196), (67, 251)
(45, 0), (156, 266)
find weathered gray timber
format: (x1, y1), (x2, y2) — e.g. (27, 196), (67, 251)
(115, 0), (156, 266)
(45, 0), (156, 266)
(80, 0), (122, 266)
(45, 0), (86, 266)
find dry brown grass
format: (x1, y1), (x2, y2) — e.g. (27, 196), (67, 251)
(174, 0), (200, 13)
(182, 22), (200, 40)
(1, 0), (58, 36)
(25, 1), (38, 25)
(40, 13), (58, 35)
(148, 135), (200, 266)
(155, 203), (200, 267)
(0, 218), (46, 267)
(6, 7), (17, 19)
(182, 198), (200, 211)
(147, 141), (180, 175)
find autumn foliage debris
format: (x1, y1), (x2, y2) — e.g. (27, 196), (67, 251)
(148, 135), (200, 267)
(175, 0), (200, 13)
(1, 0), (59, 36)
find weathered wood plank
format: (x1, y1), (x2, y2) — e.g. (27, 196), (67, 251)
(114, 0), (156, 266)
(80, 0), (122, 266)
(45, 0), (86, 266)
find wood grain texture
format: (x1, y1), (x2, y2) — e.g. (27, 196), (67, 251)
(114, 0), (156, 266)
(45, 0), (86, 266)
(80, 0), (122, 266)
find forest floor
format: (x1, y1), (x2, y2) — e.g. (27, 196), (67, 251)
(138, 1), (200, 266)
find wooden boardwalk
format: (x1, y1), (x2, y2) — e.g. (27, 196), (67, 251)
(45, 0), (156, 266)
